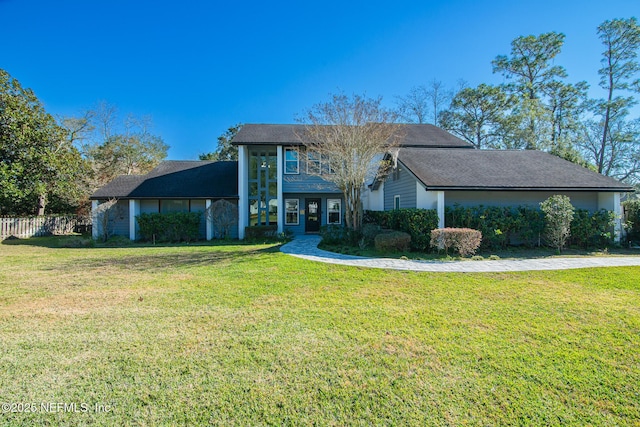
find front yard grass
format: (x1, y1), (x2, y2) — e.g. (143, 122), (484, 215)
(1, 236), (639, 425)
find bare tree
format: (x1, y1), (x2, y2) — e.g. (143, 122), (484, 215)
(206, 199), (238, 239)
(94, 198), (124, 242)
(426, 79), (453, 125)
(299, 93), (401, 231)
(395, 85), (429, 123)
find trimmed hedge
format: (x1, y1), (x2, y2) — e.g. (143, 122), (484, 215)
(245, 225), (277, 240)
(430, 228), (482, 257)
(446, 204), (615, 250)
(137, 212), (201, 243)
(364, 209), (439, 251)
(446, 205), (544, 250)
(374, 231), (411, 252)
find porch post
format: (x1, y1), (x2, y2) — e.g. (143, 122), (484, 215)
(437, 191), (445, 229)
(238, 145), (248, 239)
(613, 192), (622, 243)
(91, 200), (99, 240)
(205, 199), (213, 240)
(277, 145), (284, 234)
(129, 199), (140, 241)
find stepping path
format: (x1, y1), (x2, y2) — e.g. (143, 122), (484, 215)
(280, 235), (640, 272)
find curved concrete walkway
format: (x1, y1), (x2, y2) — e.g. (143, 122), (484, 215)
(280, 235), (640, 272)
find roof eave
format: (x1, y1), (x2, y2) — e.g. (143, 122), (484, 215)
(423, 186), (635, 192)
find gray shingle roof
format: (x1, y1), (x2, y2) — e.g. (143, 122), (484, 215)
(397, 148), (634, 191)
(91, 161), (238, 199)
(231, 123), (473, 148)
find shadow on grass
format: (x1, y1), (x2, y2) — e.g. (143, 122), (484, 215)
(2, 236), (285, 272)
(63, 246), (283, 271)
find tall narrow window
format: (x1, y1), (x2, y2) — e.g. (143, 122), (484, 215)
(285, 199), (299, 225)
(248, 150), (278, 226)
(327, 199), (341, 224)
(307, 150), (321, 175)
(284, 148), (299, 174)
(394, 195), (401, 210)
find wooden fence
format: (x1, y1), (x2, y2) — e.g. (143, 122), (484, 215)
(0, 215), (90, 239)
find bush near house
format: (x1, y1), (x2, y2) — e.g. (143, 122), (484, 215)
(569, 209), (615, 248)
(374, 231), (411, 252)
(430, 228), (482, 257)
(320, 225), (362, 246)
(446, 205), (545, 250)
(244, 225), (278, 241)
(446, 204), (616, 250)
(624, 200), (640, 243)
(137, 212), (201, 243)
(363, 209), (439, 251)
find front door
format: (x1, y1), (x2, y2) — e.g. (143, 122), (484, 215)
(305, 198), (321, 233)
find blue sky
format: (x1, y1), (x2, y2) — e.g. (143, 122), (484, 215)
(1, 0), (638, 159)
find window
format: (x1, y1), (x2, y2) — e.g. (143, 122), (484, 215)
(285, 148), (299, 174)
(323, 154), (335, 174)
(161, 200), (189, 213)
(307, 150), (321, 175)
(285, 199), (299, 225)
(394, 195), (400, 210)
(327, 199), (341, 225)
(249, 151), (278, 226)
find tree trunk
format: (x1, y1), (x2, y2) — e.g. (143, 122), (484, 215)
(36, 194), (46, 216)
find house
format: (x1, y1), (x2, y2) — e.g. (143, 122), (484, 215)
(91, 123), (634, 241)
(91, 161), (238, 240)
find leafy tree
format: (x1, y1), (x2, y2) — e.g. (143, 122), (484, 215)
(493, 32), (574, 150)
(440, 84), (516, 149)
(199, 124), (242, 161)
(540, 195), (575, 252)
(300, 93), (400, 231)
(579, 17), (640, 182)
(0, 68), (87, 215)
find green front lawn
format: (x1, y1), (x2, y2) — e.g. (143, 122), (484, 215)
(1, 237), (639, 425)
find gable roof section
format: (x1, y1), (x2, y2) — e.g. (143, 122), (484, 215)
(231, 123), (473, 148)
(91, 161), (238, 199)
(397, 148), (634, 192)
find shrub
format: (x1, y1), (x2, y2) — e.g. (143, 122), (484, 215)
(570, 209), (615, 248)
(361, 223), (382, 248)
(320, 225), (362, 246)
(430, 228), (482, 257)
(624, 200), (640, 242)
(374, 231), (411, 252)
(446, 204), (544, 249)
(245, 225), (278, 240)
(137, 212), (201, 243)
(364, 208), (439, 251)
(540, 195), (575, 252)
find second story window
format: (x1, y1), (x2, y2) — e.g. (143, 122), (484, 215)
(307, 151), (321, 175)
(284, 148), (299, 174)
